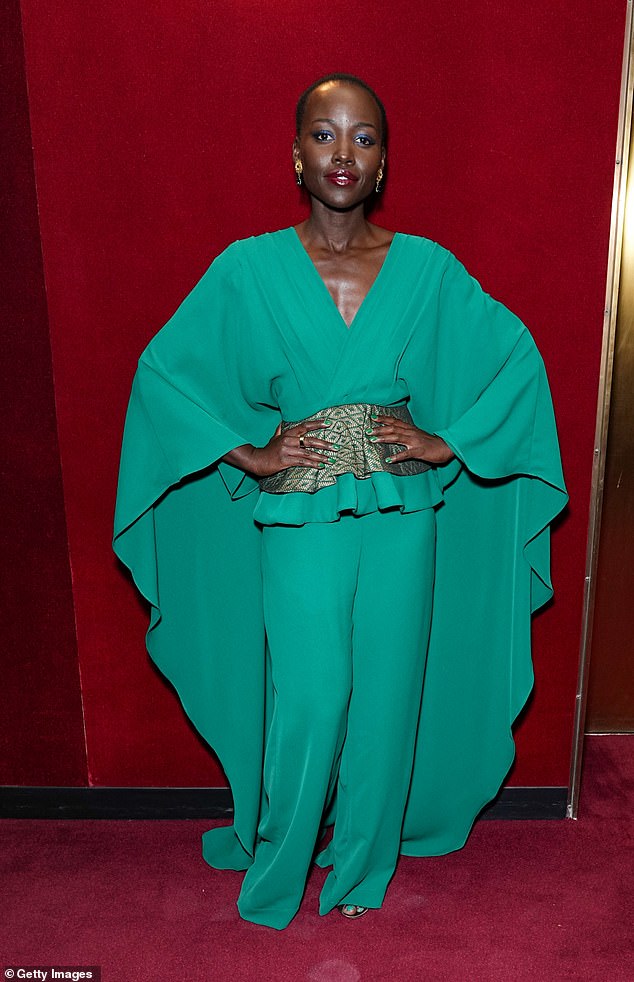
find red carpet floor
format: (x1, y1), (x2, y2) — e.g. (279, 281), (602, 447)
(1, 735), (632, 981)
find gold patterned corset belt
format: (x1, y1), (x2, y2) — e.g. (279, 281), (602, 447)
(258, 402), (430, 494)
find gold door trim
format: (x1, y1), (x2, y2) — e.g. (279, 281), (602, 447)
(567, 0), (634, 818)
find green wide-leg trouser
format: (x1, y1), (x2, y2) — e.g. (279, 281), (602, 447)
(236, 506), (436, 929)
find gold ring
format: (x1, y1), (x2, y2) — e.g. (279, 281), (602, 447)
(299, 434), (305, 449)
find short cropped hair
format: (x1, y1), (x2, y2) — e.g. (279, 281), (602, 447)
(295, 73), (387, 145)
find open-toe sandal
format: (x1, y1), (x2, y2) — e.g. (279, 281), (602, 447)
(338, 904), (369, 918)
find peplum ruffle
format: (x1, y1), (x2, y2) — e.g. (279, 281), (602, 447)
(252, 468), (443, 526)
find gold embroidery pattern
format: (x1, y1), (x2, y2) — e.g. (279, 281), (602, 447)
(258, 402), (430, 494)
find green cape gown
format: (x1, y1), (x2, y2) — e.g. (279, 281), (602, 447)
(112, 228), (568, 869)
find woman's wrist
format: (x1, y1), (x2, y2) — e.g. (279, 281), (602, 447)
(418, 432), (454, 465)
(221, 443), (262, 477)
(427, 430), (457, 463)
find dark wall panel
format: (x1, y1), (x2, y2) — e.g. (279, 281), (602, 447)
(0, 0), (86, 785)
(17, 0), (627, 787)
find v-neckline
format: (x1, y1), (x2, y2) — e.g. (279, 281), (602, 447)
(287, 226), (402, 331)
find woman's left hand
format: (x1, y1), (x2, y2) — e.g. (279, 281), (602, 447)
(369, 414), (454, 465)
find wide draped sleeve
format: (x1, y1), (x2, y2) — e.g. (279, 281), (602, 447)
(399, 248), (568, 855)
(113, 242), (279, 869)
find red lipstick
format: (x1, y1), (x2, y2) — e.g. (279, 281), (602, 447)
(326, 169), (358, 186)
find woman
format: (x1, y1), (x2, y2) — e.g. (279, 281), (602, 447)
(113, 74), (567, 930)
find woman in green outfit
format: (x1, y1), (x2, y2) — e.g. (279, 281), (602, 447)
(113, 74), (567, 930)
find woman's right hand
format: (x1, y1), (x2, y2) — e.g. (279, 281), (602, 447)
(250, 419), (338, 478)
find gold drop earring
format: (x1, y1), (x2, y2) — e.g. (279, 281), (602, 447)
(295, 160), (303, 186)
(375, 167), (384, 193)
